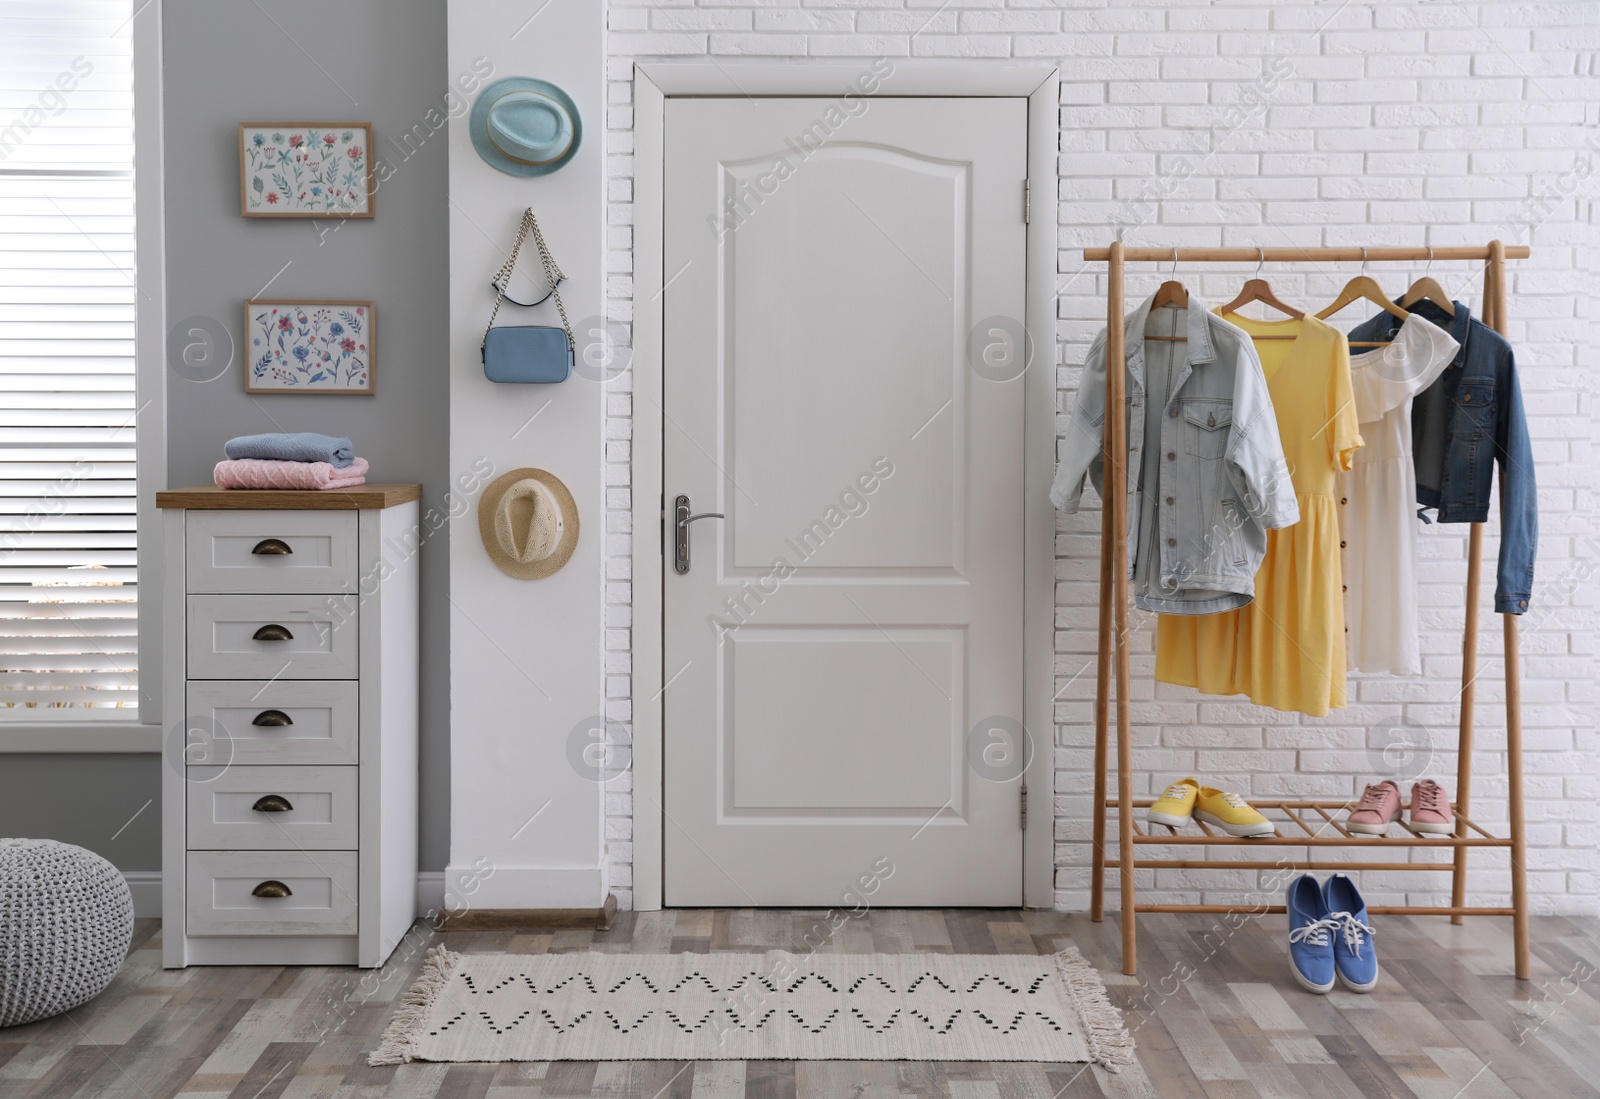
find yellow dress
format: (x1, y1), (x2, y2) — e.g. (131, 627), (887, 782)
(1155, 313), (1363, 717)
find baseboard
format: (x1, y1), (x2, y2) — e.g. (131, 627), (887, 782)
(441, 863), (606, 910)
(416, 870), (446, 916)
(125, 871), (161, 918)
(440, 893), (618, 932)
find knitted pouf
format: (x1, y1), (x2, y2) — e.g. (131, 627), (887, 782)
(0, 839), (133, 1027)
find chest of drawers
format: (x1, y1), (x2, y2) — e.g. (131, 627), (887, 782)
(156, 484), (421, 968)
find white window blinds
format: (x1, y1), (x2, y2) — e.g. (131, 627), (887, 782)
(0, 1), (138, 713)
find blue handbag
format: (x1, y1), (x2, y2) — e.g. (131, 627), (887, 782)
(481, 207), (574, 383)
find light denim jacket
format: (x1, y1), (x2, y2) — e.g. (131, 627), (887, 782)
(1051, 292), (1300, 614)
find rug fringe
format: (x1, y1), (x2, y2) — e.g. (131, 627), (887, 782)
(1053, 945), (1136, 1071)
(368, 944), (461, 1066)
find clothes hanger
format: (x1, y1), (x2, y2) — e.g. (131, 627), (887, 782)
(1219, 248), (1303, 337)
(1147, 252), (1188, 341)
(1317, 248), (1407, 347)
(1152, 251), (1188, 311)
(1401, 247), (1456, 316)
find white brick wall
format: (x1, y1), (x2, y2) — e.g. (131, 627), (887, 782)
(602, 0), (1599, 915)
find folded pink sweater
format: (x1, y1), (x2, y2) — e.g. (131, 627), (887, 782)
(214, 456), (369, 491)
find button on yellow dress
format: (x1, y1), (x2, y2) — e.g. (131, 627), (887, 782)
(1155, 313), (1363, 717)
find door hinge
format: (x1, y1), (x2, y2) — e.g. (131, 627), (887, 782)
(1023, 179), (1031, 224)
(1020, 782), (1028, 830)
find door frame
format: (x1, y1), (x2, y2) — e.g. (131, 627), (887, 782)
(631, 62), (1060, 911)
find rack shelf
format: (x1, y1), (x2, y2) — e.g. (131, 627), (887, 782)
(1111, 798), (1511, 848)
(1102, 800), (1517, 917)
(1083, 240), (1531, 979)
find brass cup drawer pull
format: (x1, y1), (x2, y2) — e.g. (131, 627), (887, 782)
(251, 709), (293, 727)
(250, 538), (294, 556)
(251, 880), (293, 898)
(251, 794), (294, 813)
(252, 623), (294, 642)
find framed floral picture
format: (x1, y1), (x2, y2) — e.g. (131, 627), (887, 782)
(239, 123), (374, 218)
(245, 300), (375, 394)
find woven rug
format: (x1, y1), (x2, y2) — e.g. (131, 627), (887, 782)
(370, 946), (1134, 1068)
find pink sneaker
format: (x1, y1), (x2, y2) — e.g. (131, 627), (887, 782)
(1346, 781), (1401, 835)
(1408, 779), (1455, 834)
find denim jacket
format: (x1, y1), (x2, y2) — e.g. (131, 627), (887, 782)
(1052, 292), (1300, 614)
(1348, 300), (1536, 614)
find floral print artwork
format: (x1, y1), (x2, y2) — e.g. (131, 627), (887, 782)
(241, 125), (372, 216)
(247, 301), (374, 393)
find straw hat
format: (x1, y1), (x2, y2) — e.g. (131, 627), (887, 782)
(477, 468), (579, 579)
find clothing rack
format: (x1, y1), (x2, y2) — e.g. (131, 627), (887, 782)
(1080, 241), (1535, 979)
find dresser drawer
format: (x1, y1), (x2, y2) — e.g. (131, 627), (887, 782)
(185, 681), (358, 766)
(186, 594), (358, 679)
(186, 510), (358, 594)
(186, 850), (357, 937)
(187, 765), (358, 850)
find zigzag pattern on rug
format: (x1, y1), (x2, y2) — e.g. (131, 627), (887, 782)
(370, 947), (1136, 1069)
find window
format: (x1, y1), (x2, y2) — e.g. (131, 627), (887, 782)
(0, 2), (139, 714)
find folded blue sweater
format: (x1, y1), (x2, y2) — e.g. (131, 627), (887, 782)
(224, 432), (355, 468)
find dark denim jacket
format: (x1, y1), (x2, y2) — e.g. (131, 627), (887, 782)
(1348, 300), (1536, 614)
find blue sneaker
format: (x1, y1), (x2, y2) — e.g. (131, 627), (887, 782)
(1285, 874), (1336, 994)
(1322, 873), (1379, 993)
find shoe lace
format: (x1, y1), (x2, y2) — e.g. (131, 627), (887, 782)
(1355, 784), (1390, 812)
(1414, 781), (1446, 812)
(1220, 792), (1248, 810)
(1161, 783), (1191, 801)
(1328, 911), (1376, 956)
(1288, 917), (1338, 948)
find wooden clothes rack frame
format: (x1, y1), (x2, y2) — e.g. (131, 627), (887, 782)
(1081, 242), (1534, 979)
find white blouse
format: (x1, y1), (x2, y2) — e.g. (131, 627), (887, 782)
(1339, 313), (1460, 676)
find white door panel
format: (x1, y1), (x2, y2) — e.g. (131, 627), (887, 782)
(663, 97), (1028, 906)
(724, 628), (962, 814)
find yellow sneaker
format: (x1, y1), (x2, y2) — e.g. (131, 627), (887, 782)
(1194, 787), (1275, 837)
(1147, 777), (1200, 828)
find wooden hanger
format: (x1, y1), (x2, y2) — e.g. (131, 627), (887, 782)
(1316, 249), (1409, 347)
(1146, 254), (1189, 341)
(1317, 277), (1408, 323)
(1219, 249), (1302, 338)
(1152, 280), (1188, 311)
(1401, 247), (1456, 316)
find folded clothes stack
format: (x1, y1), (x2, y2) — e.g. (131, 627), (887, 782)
(215, 432), (368, 491)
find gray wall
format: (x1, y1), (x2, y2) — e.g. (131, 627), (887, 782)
(0, 756), (164, 868)
(0, 0), (452, 873)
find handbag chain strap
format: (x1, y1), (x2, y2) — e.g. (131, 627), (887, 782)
(483, 207), (573, 349)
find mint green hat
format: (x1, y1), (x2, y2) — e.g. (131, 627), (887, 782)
(469, 77), (581, 177)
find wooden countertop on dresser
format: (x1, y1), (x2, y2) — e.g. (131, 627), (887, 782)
(156, 483), (422, 509)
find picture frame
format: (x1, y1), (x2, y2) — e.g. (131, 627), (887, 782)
(239, 123), (375, 218)
(244, 299), (376, 395)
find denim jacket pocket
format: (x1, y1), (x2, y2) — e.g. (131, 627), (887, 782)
(1218, 498), (1251, 568)
(1453, 382), (1495, 437)
(1181, 402), (1232, 459)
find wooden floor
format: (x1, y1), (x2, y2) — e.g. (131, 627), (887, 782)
(1, 909), (1595, 1098)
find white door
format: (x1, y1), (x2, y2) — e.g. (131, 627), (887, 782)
(663, 97), (1028, 906)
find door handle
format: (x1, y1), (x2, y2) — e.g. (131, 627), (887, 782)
(251, 538), (293, 555)
(252, 624), (294, 641)
(251, 709), (293, 727)
(673, 494), (723, 575)
(251, 880), (292, 898)
(252, 794), (294, 813)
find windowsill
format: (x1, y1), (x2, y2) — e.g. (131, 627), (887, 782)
(0, 720), (161, 753)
